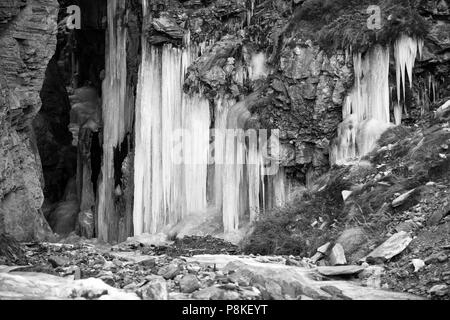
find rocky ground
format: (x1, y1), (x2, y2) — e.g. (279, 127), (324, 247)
(241, 105), (450, 301)
(0, 231), (431, 300)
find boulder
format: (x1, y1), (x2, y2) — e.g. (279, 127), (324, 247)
(336, 228), (368, 257)
(137, 276), (168, 300)
(179, 274), (200, 293)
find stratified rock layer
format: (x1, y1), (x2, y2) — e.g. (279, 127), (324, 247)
(0, 0), (59, 241)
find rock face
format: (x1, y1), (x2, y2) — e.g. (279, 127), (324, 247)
(0, 0), (59, 241)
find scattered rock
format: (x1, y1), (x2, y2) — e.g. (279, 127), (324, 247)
(158, 264), (180, 280)
(317, 242), (331, 254)
(411, 259), (425, 273)
(192, 286), (233, 300)
(428, 284), (448, 296)
(48, 255), (69, 268)
(424, 251), (448, 265)
(364, 232), (413, 263)
(179, 274), (201, 293)
(392, 189), (416, 208)
(137, 276), (168, 300)
(329, 244), (346, 266)
(395, 220), (418, 233)
(427, 204), (449, 226)
(342, 190), (352, 201)
(139, 258), (156, 268)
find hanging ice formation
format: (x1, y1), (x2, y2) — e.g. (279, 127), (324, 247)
(97, 0), (130, 242)
(333, 35), (423, 165)
(133, 31), (210, 234)
(394, 35), (424, 123)
(133, 0), (284, 236)
(209, 93), (271, 233)
(333, 45), (390, 164)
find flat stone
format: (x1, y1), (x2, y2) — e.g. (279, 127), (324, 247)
(329, 244), (347, 266)
(317, 265), (366, 276)
(364, 232), (413, 263)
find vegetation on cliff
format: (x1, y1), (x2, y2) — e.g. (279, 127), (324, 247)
(287, 0), (429, 52)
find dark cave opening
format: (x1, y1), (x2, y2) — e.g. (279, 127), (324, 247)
(35, 0), (107, 237)
(113, 135), (131, 190)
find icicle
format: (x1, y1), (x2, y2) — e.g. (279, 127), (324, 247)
(97, 0), (129, 241)
(183, 93), (210, 213)
(332, 45), (390, 164)
(212, 96), (235, 212)
(247, 128), (263, 222)
(222, 100), (249, 232)
(394, 35), (424, 114)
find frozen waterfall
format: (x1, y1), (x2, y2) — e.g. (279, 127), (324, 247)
(133, 39), (210, 235)
(97, 0), (130, 242)
(332, 36), (423, 165)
